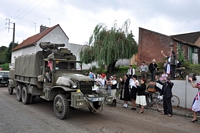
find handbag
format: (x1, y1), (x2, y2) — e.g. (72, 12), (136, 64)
(147, 81), (156, 93)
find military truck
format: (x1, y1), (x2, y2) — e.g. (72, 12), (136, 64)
(8, 42), (112, 119)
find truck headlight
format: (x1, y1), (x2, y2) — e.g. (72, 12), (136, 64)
(72, 83), (77, 88)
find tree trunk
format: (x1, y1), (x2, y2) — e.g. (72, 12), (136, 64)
(107, 61), (117, 73)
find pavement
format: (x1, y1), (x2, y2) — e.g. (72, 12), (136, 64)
(115, 98), (199, 119)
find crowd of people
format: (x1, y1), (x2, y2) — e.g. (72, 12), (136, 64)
(87, 46), (200, 122)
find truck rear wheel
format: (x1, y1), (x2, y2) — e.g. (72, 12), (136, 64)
(16, 85), (22, 102)
(53, 94), (69, 119)
(22, 86), (30, 104)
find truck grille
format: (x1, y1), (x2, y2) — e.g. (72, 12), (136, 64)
(79, 81), (94, 94)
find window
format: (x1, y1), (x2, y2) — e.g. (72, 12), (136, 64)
(194, 48), (198, 53)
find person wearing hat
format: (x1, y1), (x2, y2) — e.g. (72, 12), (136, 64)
(156, 76), (174, 117)
(127, 65), (135, 78)
(149, 59), (158, 81)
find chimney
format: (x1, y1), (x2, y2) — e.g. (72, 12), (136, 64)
(40, 25), (49, 33)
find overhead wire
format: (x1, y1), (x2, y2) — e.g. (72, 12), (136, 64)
(16, 0), (47, 22)
(9, 0), (31, 18)
(12, 0), (38, 20)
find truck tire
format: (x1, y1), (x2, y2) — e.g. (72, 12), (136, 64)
(22, 86), (30, 104)
(8, 85), (13, 95)
(16, 85), (22, 102)
(53, 94), (69, 119)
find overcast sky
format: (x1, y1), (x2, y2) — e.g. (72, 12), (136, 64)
(0, 0), (200, 47)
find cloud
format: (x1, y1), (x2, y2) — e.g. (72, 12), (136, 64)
(1, 0), (200, 47)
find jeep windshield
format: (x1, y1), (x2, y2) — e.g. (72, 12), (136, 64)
(0, 71), (9, 78)
(54, 60), (82, 71)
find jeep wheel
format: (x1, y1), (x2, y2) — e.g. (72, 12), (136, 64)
(22, 86), (30, 104)
(53, 94), (69, 119)
(8, 85), (13, 95)
(16, 85), (22, 102)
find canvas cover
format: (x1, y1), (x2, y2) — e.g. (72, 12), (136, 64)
(15, 51), (43, 78)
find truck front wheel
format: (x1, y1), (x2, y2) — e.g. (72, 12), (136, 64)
(8, 85), (13, 95)
(22, 86), (30, 104)
(16, 85), (22, 102)
(53, 94), (69, 119)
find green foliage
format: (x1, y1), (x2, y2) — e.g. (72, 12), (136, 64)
(0, 42), (18, 64)
(80, 19), (138, 70)
(177, 49), (185, 63)
(157, 62), (164, 70)
(90, 65), (97, 71)
(182, 61), (190, 68)
(0, 63), (9, 70)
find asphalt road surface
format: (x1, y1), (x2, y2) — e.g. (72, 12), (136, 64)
(0, 87), (199, 133)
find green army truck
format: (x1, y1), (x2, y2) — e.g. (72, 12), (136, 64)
(8, 42), (112, 119)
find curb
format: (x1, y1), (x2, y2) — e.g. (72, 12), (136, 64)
(115, 99), (194, 118)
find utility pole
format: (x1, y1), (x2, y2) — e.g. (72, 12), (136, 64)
(5, 18), (15, 49)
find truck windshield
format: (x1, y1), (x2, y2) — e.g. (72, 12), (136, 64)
(55, 61), (82, 71)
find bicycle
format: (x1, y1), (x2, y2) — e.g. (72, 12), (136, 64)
(175, 67), (188, 79)
(145, 92), (163, 111)
(171, 94), (180, 107)
(145, 92), (180, 112)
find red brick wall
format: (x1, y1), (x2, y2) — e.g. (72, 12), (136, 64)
(138, 28), (174, 66)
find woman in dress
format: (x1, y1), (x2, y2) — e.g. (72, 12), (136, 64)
(188, 77), (200, 122)
(129, 75), (139, 110)
(120, 74), (130, 108)
(136, 78), (147, 113)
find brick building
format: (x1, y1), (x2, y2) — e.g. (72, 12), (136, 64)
(138, 27), (200, 66)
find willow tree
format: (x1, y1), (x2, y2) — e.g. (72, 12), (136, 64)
(80, 19), (138, 73)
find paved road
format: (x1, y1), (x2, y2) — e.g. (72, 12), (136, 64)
(0, 87), (199, 133)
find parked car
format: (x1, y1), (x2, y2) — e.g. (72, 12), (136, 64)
(0, 71), (9, 86)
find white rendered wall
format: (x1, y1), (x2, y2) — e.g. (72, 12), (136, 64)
(172, 76), (200, 109)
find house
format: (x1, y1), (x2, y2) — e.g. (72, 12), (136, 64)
(138, 27), (200, 66)
(11, 24), (89, 69)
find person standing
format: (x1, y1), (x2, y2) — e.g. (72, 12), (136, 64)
(140, 62), (148, 81)
(161, 49), (177, 79)
(129, 75), (139, 110)
(110, 75), (118, 107)
(136, 78), (147, 113)
(127, 65), (135, 78)
(188, 77), (200, 122)
(156, 76), (174, 117)
(120, 75), (130, 108)
(170, 51), (177, 80)
(148, 59), (158, 81)
(106, 77), (113, 95)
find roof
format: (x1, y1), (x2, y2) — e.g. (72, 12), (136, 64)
(171, 31), (200, 46)
(12, 24), (69, 51)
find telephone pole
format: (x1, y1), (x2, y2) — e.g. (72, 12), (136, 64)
(5, 18), (15, 49)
